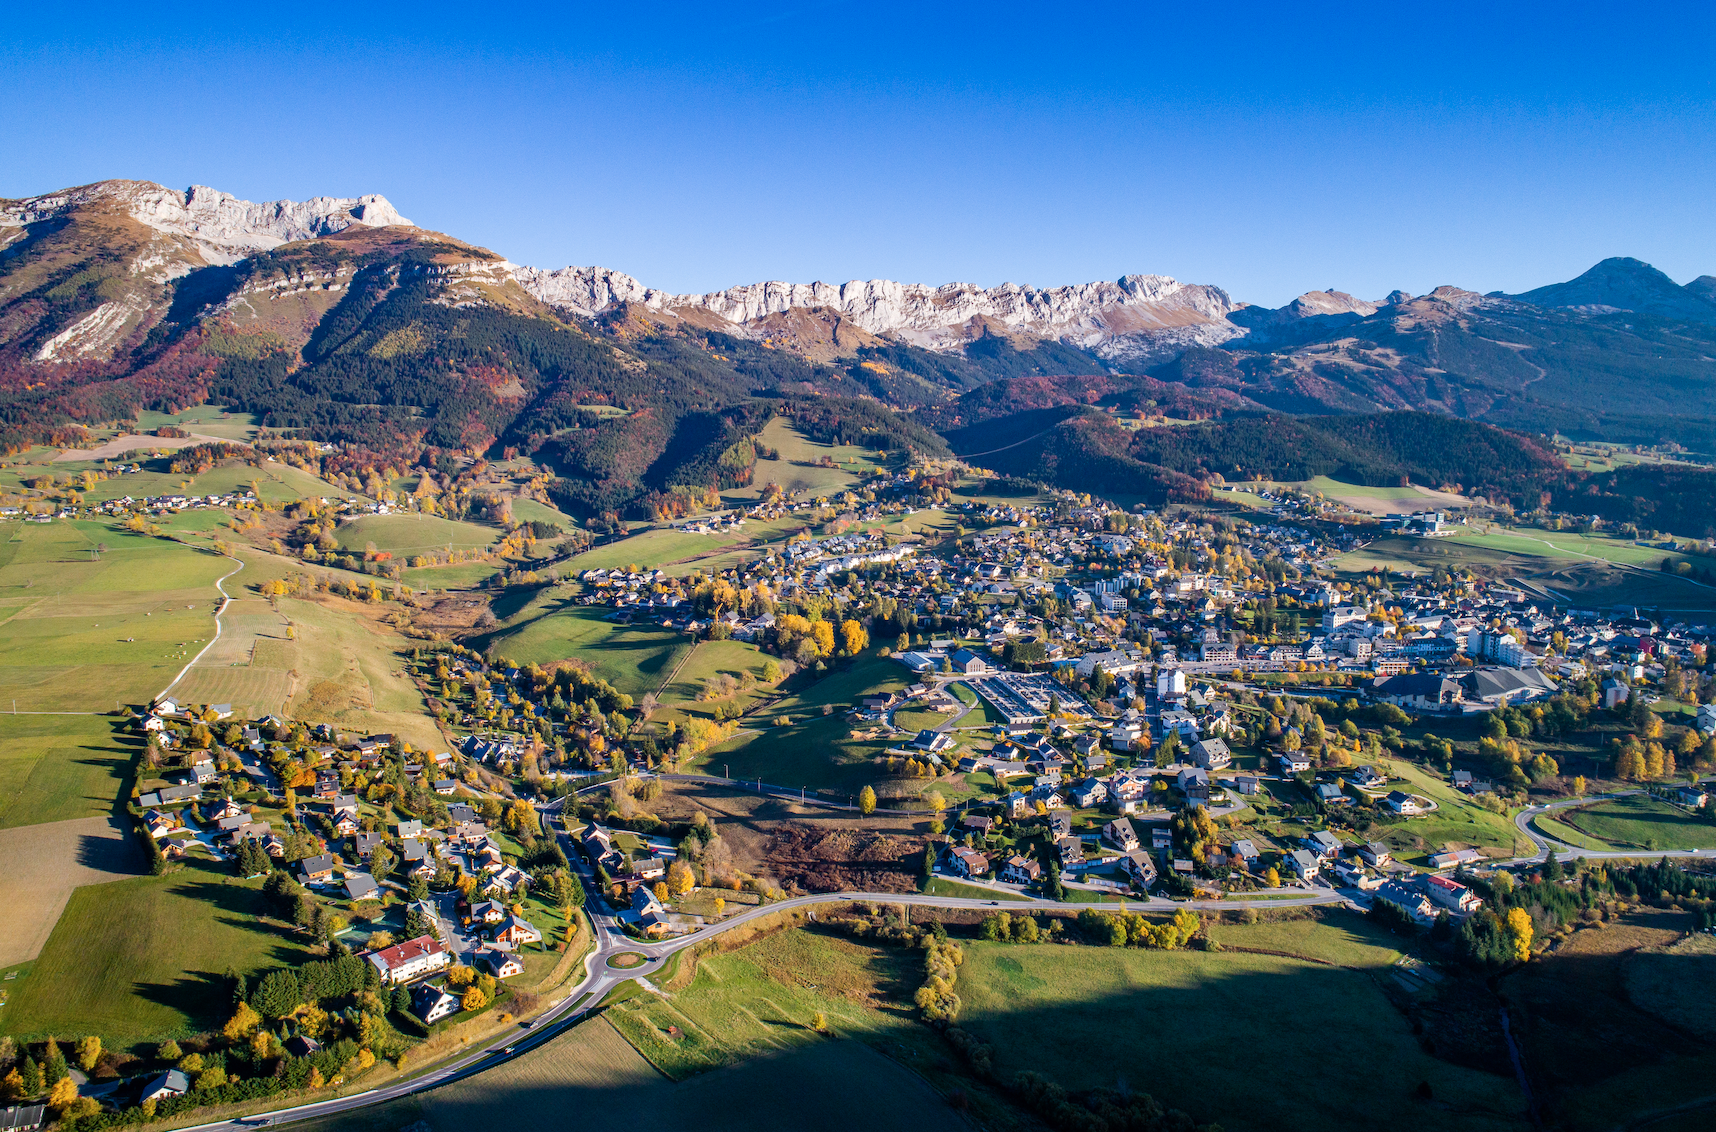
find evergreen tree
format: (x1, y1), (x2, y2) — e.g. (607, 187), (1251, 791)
(19, 1058), (41, 1098)
(41, 1039), (65, 1085)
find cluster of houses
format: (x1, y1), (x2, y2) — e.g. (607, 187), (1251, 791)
(577, 822), (692, 937)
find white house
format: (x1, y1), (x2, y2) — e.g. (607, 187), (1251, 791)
(1384, 790), (1429, 816)
(411, 984), (460, 1024)
(367, 935), (450, 984)
(1426, 874), (1482, 913)
(1286, 848), (1320, 881)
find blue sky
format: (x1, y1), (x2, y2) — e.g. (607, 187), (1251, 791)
(6, 2), (1713, 306)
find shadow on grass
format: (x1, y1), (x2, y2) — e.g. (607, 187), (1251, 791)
(73, 818), (148, 873)
(131, 968), (232, 1030)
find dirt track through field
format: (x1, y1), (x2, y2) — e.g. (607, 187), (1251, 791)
(0, 814), (144, 967)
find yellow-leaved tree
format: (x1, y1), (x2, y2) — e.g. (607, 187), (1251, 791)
(840, 619), (868, 655)
(1506, 907), (1534, 961)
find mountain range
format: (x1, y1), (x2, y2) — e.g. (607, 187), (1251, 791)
(3, 179), (1715, 530)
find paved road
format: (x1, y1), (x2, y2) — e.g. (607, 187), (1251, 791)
(179, 846), (1341, 1132)
(1512, 788), (1716, 864)
(179, 771), (1716, 1131)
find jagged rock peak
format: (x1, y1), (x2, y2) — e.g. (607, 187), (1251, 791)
(511, 265), (1239, 360)
(0, 179), (415, 265)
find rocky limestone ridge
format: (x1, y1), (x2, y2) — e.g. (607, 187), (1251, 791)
(512, 264), (1243, 362)
(0, 180), (414, 266)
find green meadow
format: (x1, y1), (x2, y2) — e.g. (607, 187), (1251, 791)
(334, 513), (499, 557)
(0, 714), (137, 829)
(2, 858), (316, 1050)
(0, 520), (228, 711)
(485, 597), (692, 700)
(1562, 794), (1716, 850)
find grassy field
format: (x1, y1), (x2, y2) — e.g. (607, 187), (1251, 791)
(599, 918), (1519, 1132)
(1331, 527), (1716, 612)
(1561, 794), (1716, 850)
(562, 514), (815, 577)
(0, 714), (137, 829)
(564, 529), (746, 574)
(0, 814), (141, 968)
(605, 928), (927, 1078)
(294, 1010), (953, 1132)
(486, 598), (692, 700)
(722, 419), (889, 503)
(508, 497), (577, 529)
(1621, 932), (1716, 1042)
(1502, 907), (1716, 1131)
(1, 857), (315, 1050)
(133, 404), (260, 443)
(1533, 813), (1616, 851)
(76, 461), (348, 506)
(0, 520), (228, 711)
(277, 592), (444, 751)
(957, 920), (1522, 1132)
(1373, 762), (1528, 864)
(334, 513), (498, 557)
(656, 640), (775, 712)
(923, 877), (1026, 900)
(400, 561), (500, 590)
(697, 654), (909, 792)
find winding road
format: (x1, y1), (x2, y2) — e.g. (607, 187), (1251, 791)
(178, 796), (1339, 1132)
(1510, 787), (1716, 864)
(157, 551), (245, 703)
(177, 771), (1716, 1132)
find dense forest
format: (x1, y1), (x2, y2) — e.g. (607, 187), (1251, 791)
(1126, 413), (1565, 507)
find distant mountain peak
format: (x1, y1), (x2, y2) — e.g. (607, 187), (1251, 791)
(1513, 256), (1716, 324)
(0, 179), (414, 266)
(1685, 275), (1716, 304)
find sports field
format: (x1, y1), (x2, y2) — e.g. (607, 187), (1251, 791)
(0, 520), (228, 711)
(957, 921), (1523, 1132)
(334, 513), (499, 557)
(487, 599), (692, 700)
(1, 857), (316, 1049)
(1561, 794), (1716, 850)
